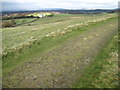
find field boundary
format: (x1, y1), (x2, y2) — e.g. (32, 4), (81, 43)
(15, 18), (39, 26)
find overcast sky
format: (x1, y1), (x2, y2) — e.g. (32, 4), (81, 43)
(2, 0), (119, 11)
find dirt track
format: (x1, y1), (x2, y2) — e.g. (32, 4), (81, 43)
(3, 19), (118, 88)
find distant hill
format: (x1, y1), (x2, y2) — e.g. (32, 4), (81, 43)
(2, 8), (118, 14)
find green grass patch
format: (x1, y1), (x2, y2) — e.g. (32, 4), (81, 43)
(72, 34), (118, 88)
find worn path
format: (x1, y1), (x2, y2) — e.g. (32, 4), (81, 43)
(3, 19), (118, 88)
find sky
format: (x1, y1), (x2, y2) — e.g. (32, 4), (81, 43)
(2, 0), (119, 11)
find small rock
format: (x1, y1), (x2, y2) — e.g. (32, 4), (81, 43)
(83, 38), (87, 40)
(95, 34), (99, 37)
(25, 77), (28, 79)
(110, 24), (114, 26)
(34, 76), (37, 78)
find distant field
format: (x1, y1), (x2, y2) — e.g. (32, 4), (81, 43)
(2, 18), (36, 25)
(2, 13), (118, 88)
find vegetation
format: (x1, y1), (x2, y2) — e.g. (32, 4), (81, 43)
(2, 13), (117, 49)
(2, 13), (118, 88)
(72, 35), (118, 88)
(2, 22), (14, 28)
(2, 15), (117, 75)
(2, 12), (54, 20)
(2, 18), (38, 28)
(2, 12), (55, 28)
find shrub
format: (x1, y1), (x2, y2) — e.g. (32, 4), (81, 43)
(11, 19), (16, 25)
(2, 22), (14, 28)
(47, 13), (54, 17)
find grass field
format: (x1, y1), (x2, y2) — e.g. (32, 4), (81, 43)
(2, 13), (116, 50)
(2, 13), (118, 88)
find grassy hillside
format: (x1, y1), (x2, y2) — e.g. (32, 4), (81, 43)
(2, 14), (117, 76)
(2, 13), (118, 88)
(2, 14), (117, 50)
